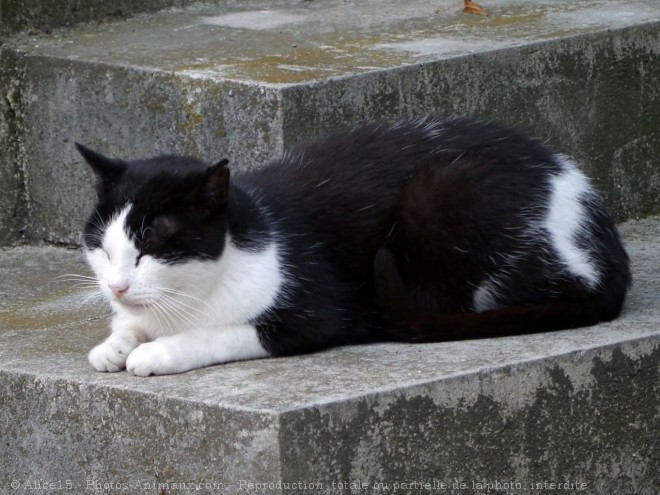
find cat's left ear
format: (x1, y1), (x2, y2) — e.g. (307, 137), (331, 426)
(76, 143), (127, 197)
(203, 159), (230, 207)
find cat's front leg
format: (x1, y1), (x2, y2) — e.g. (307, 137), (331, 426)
(125, 325), (269, 376)
(88, 316), (145, 372)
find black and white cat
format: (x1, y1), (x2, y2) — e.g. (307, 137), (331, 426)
(78, 116), (630, 376)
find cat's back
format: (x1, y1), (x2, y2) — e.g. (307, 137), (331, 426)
(234, 119), (436, 236)
(231, 116), (576, 250)
(241, 116), (558, 185)
(239, 119), (424, 193)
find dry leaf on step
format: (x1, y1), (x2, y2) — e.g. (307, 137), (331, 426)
(464, 0), (488, 16)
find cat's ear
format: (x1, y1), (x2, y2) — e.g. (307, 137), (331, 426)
(203, 159), (230, 207)
(76, 143), (127, 196)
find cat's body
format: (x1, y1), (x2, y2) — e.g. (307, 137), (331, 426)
(78, 116), (630, 376)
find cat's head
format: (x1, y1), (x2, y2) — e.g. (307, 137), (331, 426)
(77, 144), (230, 309)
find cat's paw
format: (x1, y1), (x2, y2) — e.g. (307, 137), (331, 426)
(88, 334), (139, 372)
(126, 341), (177, 376)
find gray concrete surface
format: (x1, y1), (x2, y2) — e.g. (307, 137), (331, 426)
(0, 0), (216, 35)
(1, 216), (659, 494)
(1, 2), (659, 492)
(0, 0), (659, 244)
(0, 47), (26, 245)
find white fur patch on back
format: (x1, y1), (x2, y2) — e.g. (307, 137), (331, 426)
(472, 157), (601, 311)
(545, 158), (600, 288)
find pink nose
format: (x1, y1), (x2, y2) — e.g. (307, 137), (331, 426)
(109, 282), (130, 298)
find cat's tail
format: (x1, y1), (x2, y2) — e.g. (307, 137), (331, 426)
(374, 248), (629, 342)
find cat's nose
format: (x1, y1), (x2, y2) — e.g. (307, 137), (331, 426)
(108, 281), (130, 298)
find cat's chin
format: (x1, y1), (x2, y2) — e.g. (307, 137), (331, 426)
(112, 299), (149, 312)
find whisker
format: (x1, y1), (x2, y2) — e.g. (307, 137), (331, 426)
(156, 299), (189, 332)
(152, 301), (177, 336)
(147, 301), (172, 336)
(54, 273), (97, 280)
(160, 288), (213, 310)
(51, 276), (99, 294)
(159, 291), (208, 318)
(159, 293), (206, 328)
(51, 274), (98, 286)
(65, 283), (101, 292)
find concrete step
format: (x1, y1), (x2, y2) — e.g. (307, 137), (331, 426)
(1, 2), (659, 492)
(1, 216), (659, 494)
(0, 0), (213, 35)
(1, 0), (659, 245)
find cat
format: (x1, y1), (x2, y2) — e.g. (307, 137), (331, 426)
(77, 116), (631, 376)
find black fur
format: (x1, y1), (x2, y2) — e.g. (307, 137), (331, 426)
(78, 116), (631, 357)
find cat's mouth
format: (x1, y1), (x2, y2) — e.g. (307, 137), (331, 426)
(115, 298), (149, 310)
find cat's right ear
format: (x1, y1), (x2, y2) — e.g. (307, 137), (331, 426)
(76, 143), (127, 197)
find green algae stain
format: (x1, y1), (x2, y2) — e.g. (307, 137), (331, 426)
(173, 35), (415, 85)
(166, 9), (572, 87)
(175, 107), (204, 132)
(0, 287), (93, 331)
(144, 99), (165, 114)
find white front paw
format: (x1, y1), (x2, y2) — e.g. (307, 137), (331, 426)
(89, 334), (139, 372)
(126, 341), (177, 376)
